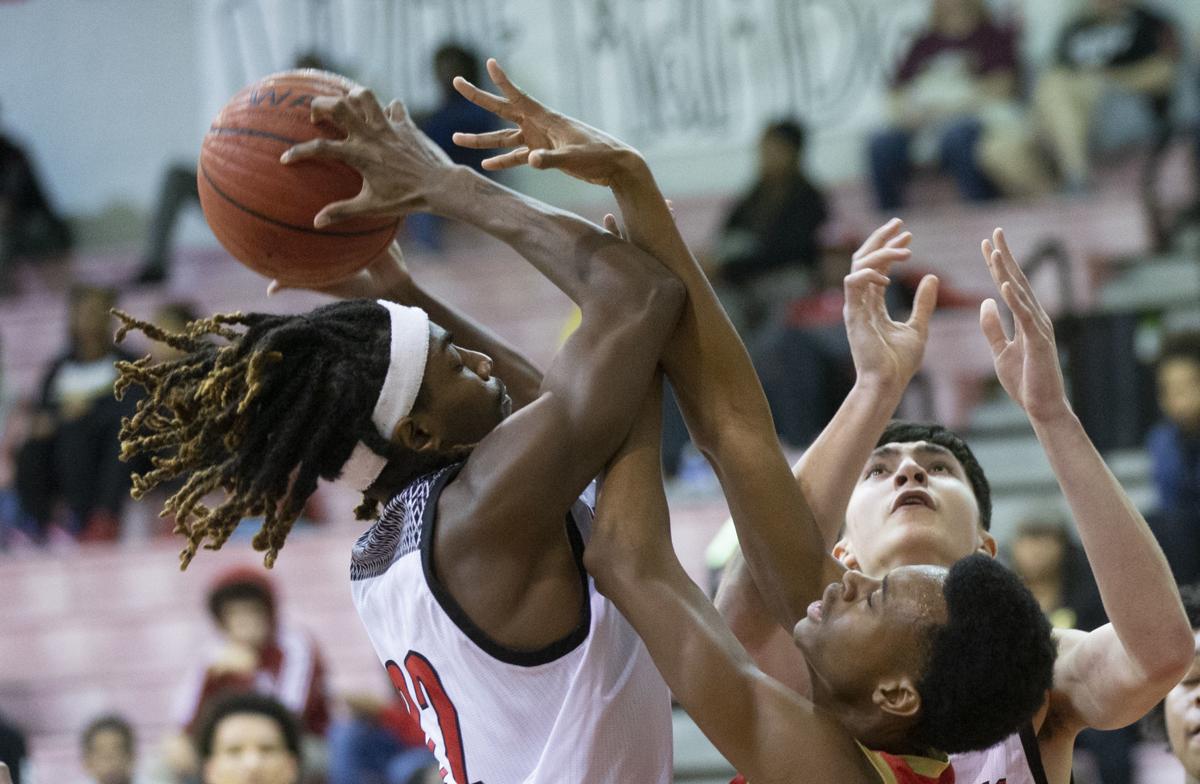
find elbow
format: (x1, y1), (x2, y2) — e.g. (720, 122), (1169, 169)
(1155, 623), (1196, 686)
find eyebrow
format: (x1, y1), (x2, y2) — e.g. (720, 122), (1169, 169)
(871, 444), (955, 461)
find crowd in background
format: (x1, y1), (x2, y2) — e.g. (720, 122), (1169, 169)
(2, 1), (1200, 782)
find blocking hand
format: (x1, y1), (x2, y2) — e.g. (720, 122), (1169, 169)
(844, 218), (938, 391)
(979, 228), (1070, 422)
(452, 58), (639, 187)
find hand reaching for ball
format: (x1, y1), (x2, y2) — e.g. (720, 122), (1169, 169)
(281, 88), (456, 226)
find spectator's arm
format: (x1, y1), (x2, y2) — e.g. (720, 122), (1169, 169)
(1106, 53), (1177, 96)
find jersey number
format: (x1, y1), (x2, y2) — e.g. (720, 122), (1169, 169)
(386, 653), (480, 784)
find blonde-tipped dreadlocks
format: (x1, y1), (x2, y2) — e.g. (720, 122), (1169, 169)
(114, 300), (397, 569)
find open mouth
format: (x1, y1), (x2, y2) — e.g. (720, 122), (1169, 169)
(891, 490), (934, 513)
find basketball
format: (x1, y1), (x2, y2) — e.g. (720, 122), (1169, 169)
(197, 69), (399, 286)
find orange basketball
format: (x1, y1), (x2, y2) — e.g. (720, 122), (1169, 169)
(197, 69), (399, 286)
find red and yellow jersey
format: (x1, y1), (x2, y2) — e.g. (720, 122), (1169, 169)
(730, 742), (954, 784)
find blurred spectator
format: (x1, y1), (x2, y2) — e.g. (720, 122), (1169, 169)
(1147, 331), (1200, 586)
(0, 100), (73, 296)
(13, 285), (136, 542)
(1007, 515), (1134, 784)
(1160, 582), (1200, 780)
(82, 714), (139, 784)
(195, 693), (301, 784)
(166, 568), (330, 783)
(709, 119), (828, 337)
(0, 714), (25, 784)
(868, 0), (1032, 209)
(328, 692), (437, 784)
(406, 43), (501, 252)
(1033, 0), (1179, 193)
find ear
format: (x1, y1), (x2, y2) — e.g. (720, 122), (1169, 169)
(976, 530), (998, 558)
(872, 675), (921, 719)
(391, 416), (441, 452)
(832, 537), (860, 570)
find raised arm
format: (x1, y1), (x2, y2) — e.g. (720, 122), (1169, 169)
(714, 221), (936, 687)
(283, 89), (686, 629)
(582, 378), (872, 784)
(452, 58), (843, 630)
(979, 229), (1192, 738)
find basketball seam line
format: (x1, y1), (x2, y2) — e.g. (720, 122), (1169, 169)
(208, 126), (302, 145)
(198, 162), (392, 238)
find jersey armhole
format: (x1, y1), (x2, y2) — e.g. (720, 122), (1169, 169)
(419, 465), (593, 667)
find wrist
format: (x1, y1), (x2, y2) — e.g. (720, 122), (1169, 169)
(423, 164), (477, 216)
(851, 373), (907, 403)
(1027, 398), (1078, 430)
(609, 149), (650, 190)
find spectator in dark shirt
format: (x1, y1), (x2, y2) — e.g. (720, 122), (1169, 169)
(710, 119), (827, 336)
(0, 715), (25, 784)
(1034, 0), (1179, 192)
(1147, 331), (1200, 587)
(14, 285), (136, 542)
(868, 0), (1032, 209)
(0, 101), (72, 295)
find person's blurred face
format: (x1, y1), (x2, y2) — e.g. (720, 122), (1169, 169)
(1164, 630), (1200, 778)
(757, 133), (799, 179)
(1010, 531), (1066, 583)
(931, 0), (984, 36)
(1158, 358), (1200, 434)
(203, 714), (299, 784)
(838, 442), (994, 576)
(84, 728), (135, 784)
(219, 599), (272, 650)
(71, 291), (115, 359)
(1090, 0), (1128, 18)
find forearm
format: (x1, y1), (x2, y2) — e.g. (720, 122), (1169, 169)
(793, 379), (906, 547)
(1032, 409), (1192, 679)
(1107, 55), (1176, 95)
(426, 166), (661, 310)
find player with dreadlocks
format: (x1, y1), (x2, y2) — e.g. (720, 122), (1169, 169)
(117, 86), (687, 783)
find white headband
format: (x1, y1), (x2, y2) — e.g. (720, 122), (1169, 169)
(339, 300), (431, 491)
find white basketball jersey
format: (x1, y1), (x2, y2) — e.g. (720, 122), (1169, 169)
(349, 465), (673, 784)
(950, 726), (1048, 784)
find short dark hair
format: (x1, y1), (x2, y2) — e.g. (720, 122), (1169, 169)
(762, 119), (806, 154)
(877, 421), (992, 531)
(1158, 331), (1200, 372)
(81, 714), (134, 756)
(912, 554), (1056, 753)
(208, 571), (274, 625)
(434, 43), (481, 85)
(194, 693), (301, 762)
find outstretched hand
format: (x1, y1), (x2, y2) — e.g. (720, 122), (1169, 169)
(843, 218), (938, 391)
(281, 88), (454, 227)
(979, 228), (1071, 422)
(452, 58), (640, 186)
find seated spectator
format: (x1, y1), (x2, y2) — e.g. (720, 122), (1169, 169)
(1147, 331), (1200, 586)
(194, 693), (301, 784)
(0, 714), (25, 784)
(328, 691), (437, 784)
(0, 100), (72, 296)
(166, 568), (330, 783)
(1034, 0), (1179, 193)
(868, 0), (1031, 209)
(13, 285), (137, 542)
(1161, 582), (1200, 780)
(709, 119), (827, 337)
(82, 714), (139, 784)
(407, 43), (501, 252)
